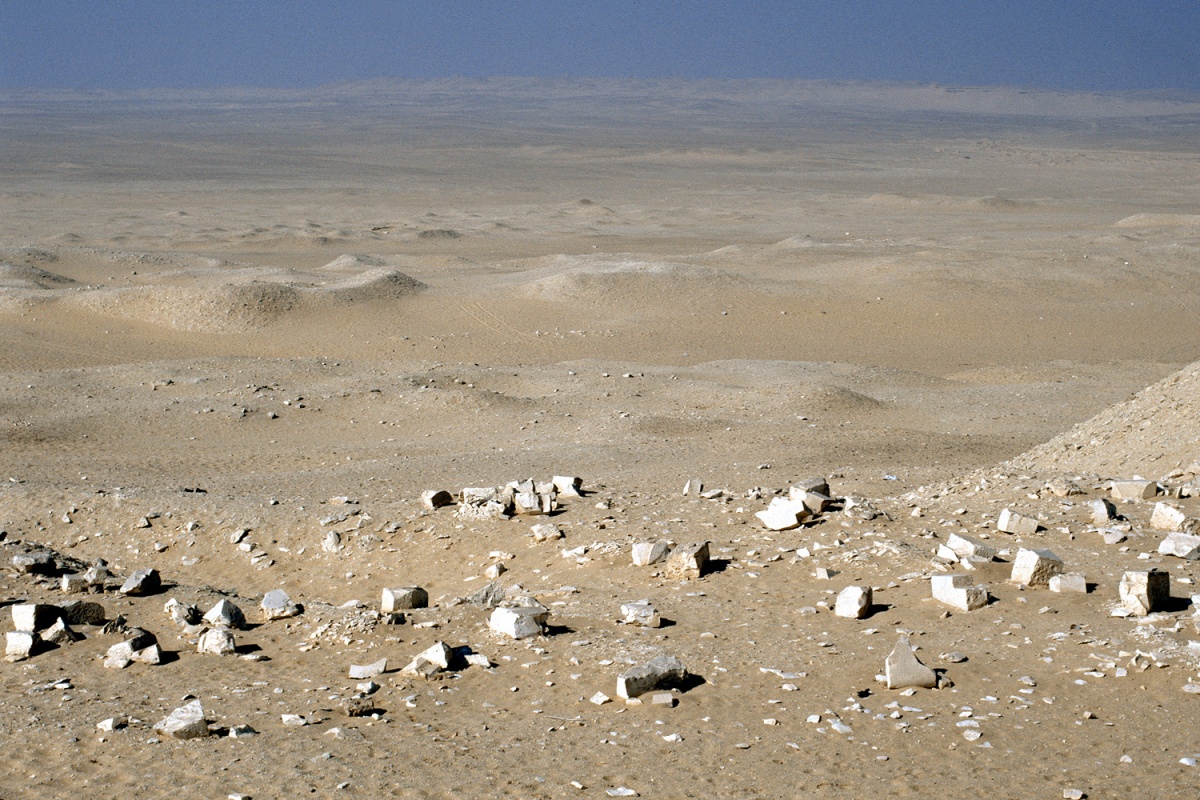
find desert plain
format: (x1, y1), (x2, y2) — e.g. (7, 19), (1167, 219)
(2, 78), (1200, 798)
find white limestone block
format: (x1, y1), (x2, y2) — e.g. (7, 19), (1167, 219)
(998, 508), (1039, 535)
(834, 585), (873, 619)
(632, 541), (670, 566)
(1049, 573), (1088, 593)
(1010, 547), (1064, 585)
(1119, 569), (1170, 616)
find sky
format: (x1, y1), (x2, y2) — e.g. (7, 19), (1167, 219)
(1, 1), (1198, 93)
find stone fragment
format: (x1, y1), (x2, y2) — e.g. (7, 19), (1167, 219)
(133, 644), (161, 664)
(513, 491), (547, 515)
(885, 635), (937, 689)
(13, 552), (56, 574)
(121, 627), (156, 651)
(755, 497), (810, 531)
(5, 631), (35, 662)
(203, 599), (247, 630)
(197, 627), (236, 655)
(1119, 569), (1170, 616)
(457, 487), (513, 520)
(1099, 529), (1127, 545)
(421, 489), (454, 510)
(946, 533), (997, 561)
(12, 603), (61, 632)
(997, 508), (1039, 535)
(119, 568), (161, 596)
(788, 488), (832, 515)
(620, 601), (661, 628)
(651, 693), (676, 707)
(931, 574), (988, 612)
(1111, 480), (1159, 501)
(164, 598), (200, 626)
(489, 601), (549, 640)
(834, 586), (873, 619)
(794, 476), (830, 496)
(61, 574), (90, 594)
(1088, 498), (1116, 526)
(40, 617), (82, 646)
(154, 700), (209, 740)
(1010, 547), (1064, 585)
(590, 691), (611, 705)
(348, 657), (388, 680)
(1159, 531), (1200, 560)
(616, 655), (688, 699)
(228, 724), (258, 738)
(322, 530), (342, 553)
(682, 479), (703, 496)
(1151, 502), (1189, 532)
(463, 581), (507, 609)
(104, 641), (136, 669)
(553, 476), (583, 496)
(381, 586), (428, 612)
(261, 589), (300, 620)
(342, 696), (375, 717)
(83, 561), (111, 587)
(403, 642), (454, 676)
(631, 541), (670, 566)
(1049, 573), (1088, 593)
(530, 523), (563, 542)
(665, 542), (709, 579)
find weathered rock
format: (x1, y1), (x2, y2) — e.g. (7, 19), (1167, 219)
(119, 568), (161, 596)
(757, 496), (810, 531)
(793, 476), (830, 496)
(665, 542), (710, 579)
(5, 631), (35, 662)
(457, 487), (513, 520)
(616, 655), (687, 699)
(464, 581), (507, 609)
(997, 508), (1039, 535)
(530, 523), (563, 542)
(164, 598), (200, 626)
(1049, 573), (1088, 593)
(349, 657), (388, 679)
(489, 602), (549, 639)
(789, 489), (832, 515)
(885, 635), (937, 689)
(1111, 480), (1159, 501)
(1151, 502), (1189, 532)
(1159, 531), (1200, 560)
(620, 601), (661, 628)
(322, 530), (342, 553)
(484, 562), (506, 580)
(103, 641), (136, 669)
(552, 476), (583, 496)
(421, 489), (454, 510)
(931, 574), (989, 611)
(12, 552), (55, 575)
(403, 642), (454, 676)
(1119, 569), (1170, 616)
(12, 603), (61, 632)
(203, 599), (247, 630)
(514, 491), (548, 515)
(1089, 498), (1117, 526)
(261, 589), (300, 620)
(154, 700), (209, 740)
(381, 586), (428, 612)
(61, 574), (90, 594)
(133, 644), (161, 665)
(834, 586), (873, 619)
(631, 541), (670, 566)
(83, 562), (111, 588)
(682, 479), (704, 496)
(342, 696), (375, 717)
(1010, 548), (1064, 585)
(40, 617), (82, 646)
(946, 533), (997, 561)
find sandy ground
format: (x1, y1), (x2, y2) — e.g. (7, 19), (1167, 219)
(2, 79), (1200, 799)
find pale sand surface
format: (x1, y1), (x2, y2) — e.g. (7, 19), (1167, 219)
(1, 80), (1200, 798)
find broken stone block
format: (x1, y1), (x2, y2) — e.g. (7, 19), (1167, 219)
(322, 530), (342, 553)
(1151, 502), (1189, 532)
(421, 489), (454, 510)
(154, 700), (209, 740)
(348, 657), (388, 679)
(164, 598), (200, 626)
(198, 627), (237, 655)
(513, 491), (546, 515)
(834, 586), (873, 619)
(61, 574), (90, 594)
(12, 603), (61, 633)
(620, 601), (661, 628)
(1049, 573), (1088, 593)
(755, 497), (810, 531)
(40, 618), (83, 646)
(930, 574), (989, 612)
(381, 586), (428, 612)
(1159, 531), (1200, 560)
(789, 489), (832, 515)
(119, 568), (161, 596)
(5, 631), (35, 662)
(665, 542), (710, 579)
(12, 552), (55, 575)
(631, 541), (670, 566)
(1010, 548), (1064, 586)
(946, 533), (997, 561)
(1099, 529), (1127, 545)
(794, 476), (830, 496)
(1119, 569), (1170, 616)
(84, 562), (111, 588)
(530, 522), (563, 542)
(403, 642), (454, 676)
(203, 599), (247, 630)
(682, 479), (703, 496)
(590, 692), (611, 705)
(553, 476), (583, 496)
(342, 696), (375, 717)
(1111, 480), (1159, 501)
(261, 589), (300, 620)
(464, 581), (507, 609)
(1089, 498), (1117, 526)
(617, 656), (687, 699)
(103, 641), (136, 669)
(885, 635), (937, 689)
(457, 487), (513, 520)
(489, 602), (549, 640)
(997, 508), (1039, 535)
(133, 644), (161, 665)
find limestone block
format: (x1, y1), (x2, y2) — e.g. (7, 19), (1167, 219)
(164, 599), (200, 626)
(348, 657), (388, 679)
(203, 599), (246, 630)
(1151, 502), (1189, 532)
(382, 586), (428, 612)
(1010, 548), (1064, 585)
(1088, 498), (1116, 526)
(834, 586), (873, 619)
(793, 476), (830, 496)
(931, 574), (988, 611)
(1111, 480), (1159, 501)
(133, 644), (161, 665)
(1049, 573), (1088, 593)
(489, 604), (549, 639)
(61, 574), (90, 594)
(40, 618), (83, 646)
(261, 589), (300, 620)
(553, 476), (583, 496)
(616, 655), (687, 699)
(632, 541), (670, 566)
(103, 641), (135, 669)
(1159, 532), (1200, 560)
(12, 603), (61, 632)
(421, 489), (454, 510)
(1119, 569), (1170, 616)
(800, 492), (834, 515)
(513, 491), (547, 515)
(620, 601), (661, 628)
(665, 542), (710, 579)
(885, 635), (937, 689)
(154, 700), (209, 740)
(119, 568), (161, 596)
(403, 642), (453, 675)
(5, 631), (35, 662)
(682, 479), (703, 496)
(755, 497), (809, 531)
(197, 627), (237, 655)
(946, 533), (997, 561)
(998, 508), (1039, 535)
(531, 523), (563, 542)
(12, 552), (55, 574)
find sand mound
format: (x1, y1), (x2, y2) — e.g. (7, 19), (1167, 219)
(1011, 360), (1200, 477)
(320, 254), (387, 271)
(0, 263), (76, 289)
(522, 257), (758, 303)
(1114, 213), (1200, 228)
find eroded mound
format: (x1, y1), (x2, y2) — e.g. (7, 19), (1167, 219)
(522, 256), (759, 304)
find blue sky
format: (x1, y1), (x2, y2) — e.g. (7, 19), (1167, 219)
(2, 1), (1198, 92)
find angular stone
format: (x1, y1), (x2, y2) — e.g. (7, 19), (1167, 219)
(489, 603), (549, 639)
(1119, 569), (1170, 616)
(261, 589), (300, 620)
(348, 657), (388, 679)
(1088, 498), (1117, 526)
(5, 631), (35, 662)
(382, 586), (428, 612)
(133, 644), (161, 664)
(1049, 573), (1088, 593)
(40, 617), (82, 646)
(682, 479), (703, 496)
(631, 541), (670, 566)
(513, 491), (547, 515)
(342, 696), (375, 717)
(1151, 502), (1189, 532)
(164, 598), (200, 626)
(793, 476), (830, 496)
(792, 490), (832, 515)
(12, 552), (55, 574)
(12, 603), (61, 633)
(755, 497), (810, 531)
(464, 581), (507, 609)
(197, 627), (237, 655)
(1159, 531), (1200, 560)
(402, 642), (453, 675)
(553, 476), (583, 496)
(1111, 480), (1159, 501)
(834, 586), (873, 619)
(530, 523), (563, 542)
(421, 489), (454, 510)
(61, 574), (90, 594)
(1010, 548), (1064, 585)
(665, 542), (710, 579)
(83, 562), (111, 588)
(885, 635), (937, 689)
(620, 601), (661, 628)
(616, 655), (687, 699)
(119, 568), (161, 596)
(997, 508), (1039, 535)
(457, 487), (513, 520)
(931, 574), (988, 612)
(154, 700), (209, 740)
(203, 599), (246, 630)
(946, 533), (997, 561)
(104, 641), (136, 669)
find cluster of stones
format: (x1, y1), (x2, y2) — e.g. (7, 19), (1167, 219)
(752, 477), (835, 531)
(423, 475), (583, 521)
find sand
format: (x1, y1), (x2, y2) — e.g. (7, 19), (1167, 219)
(1, 78), (1200, 798)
